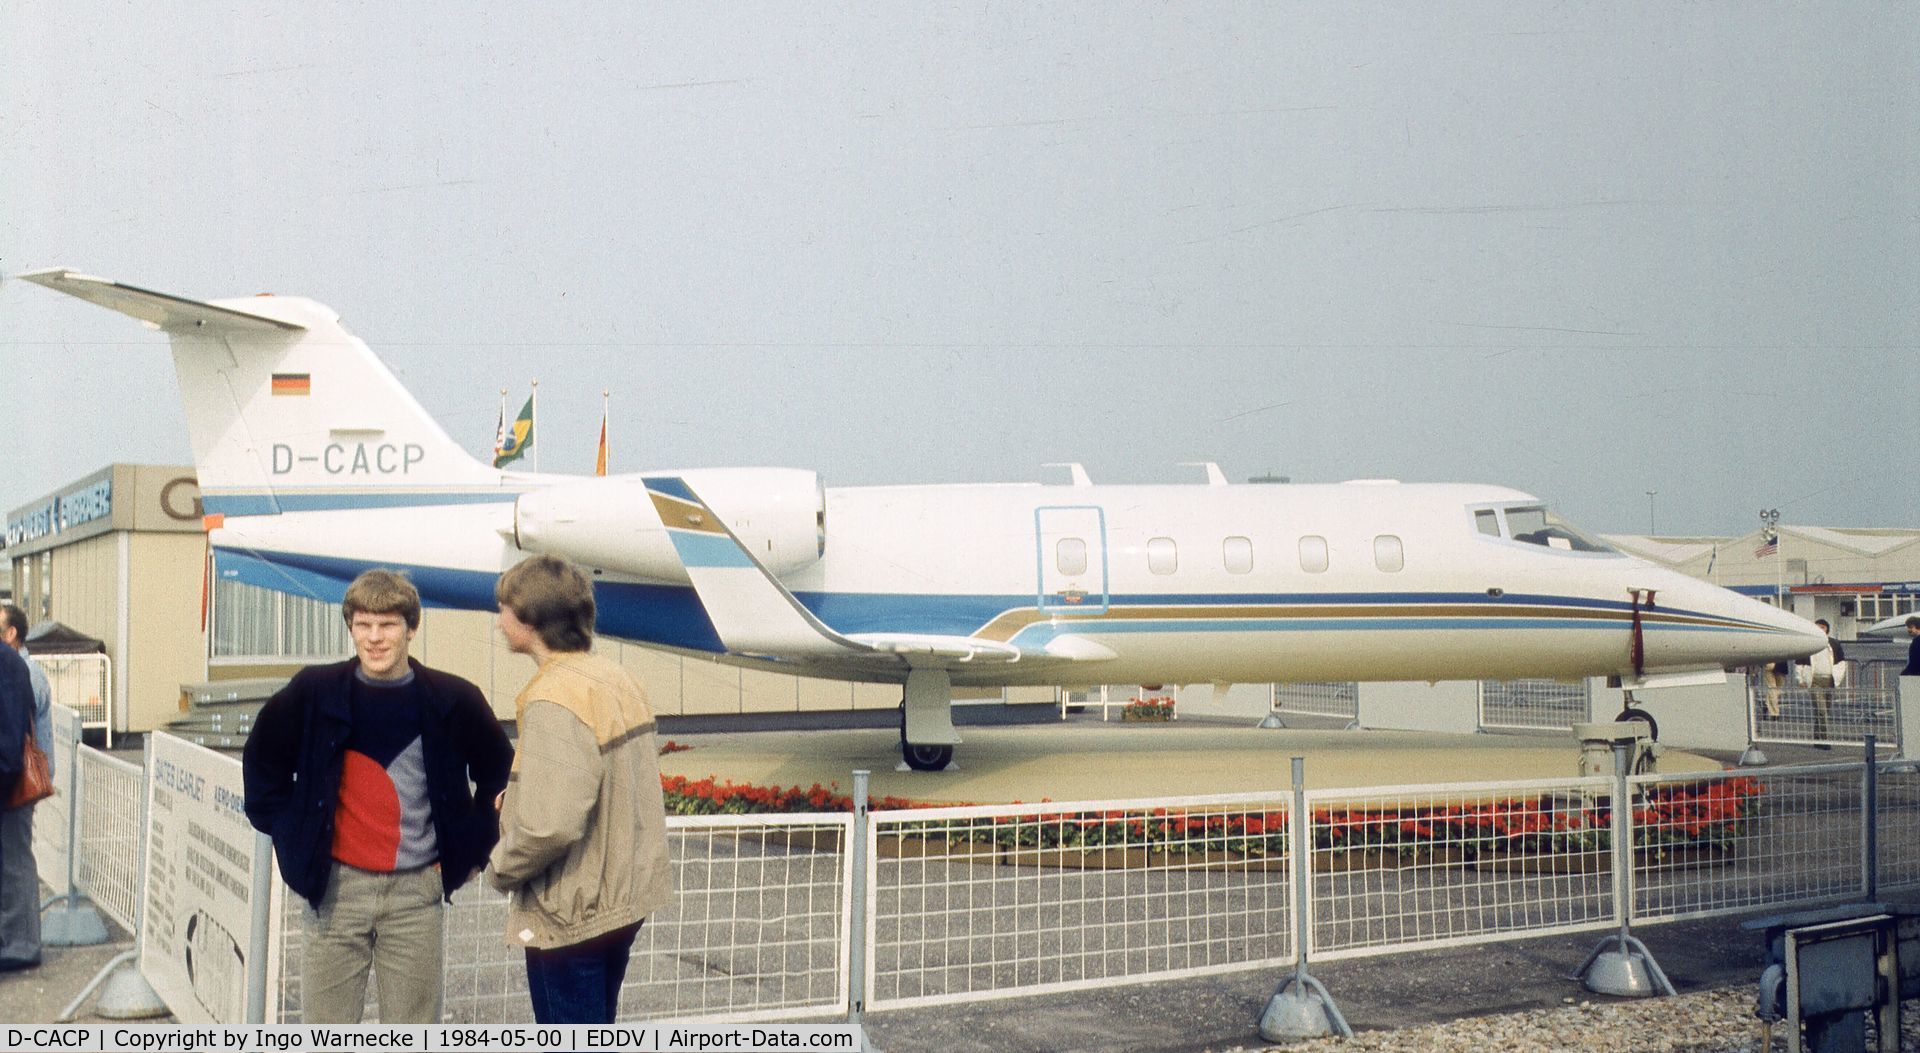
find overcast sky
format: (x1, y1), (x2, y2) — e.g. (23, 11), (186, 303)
(3, 2), (1914, 538)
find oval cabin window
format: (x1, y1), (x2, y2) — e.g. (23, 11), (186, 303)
(1298, 535), (1328, 574)
(1147, 537), (1178, 576)
(1057, 537), (1088, 576)
(1223, 536), (1253, 574)
(1374, 534), (1404, 572)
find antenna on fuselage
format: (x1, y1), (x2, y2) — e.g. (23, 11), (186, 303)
(1042, 463), (1092, 486)
(1178, 462), (1229, 486)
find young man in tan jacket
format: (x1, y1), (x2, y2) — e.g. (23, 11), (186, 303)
(489, 555), (673, 1024)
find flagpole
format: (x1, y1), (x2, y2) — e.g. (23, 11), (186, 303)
(599, 389), (610, 477)
(530, 379), (539, 473)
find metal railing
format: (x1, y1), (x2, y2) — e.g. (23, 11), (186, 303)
(276, 814), (854, 1024)
(865, 793), (1295, 1010)
(1270, 682), (1359, 722)
(1747, 666), (1900, 751)
(1477, 679), (1591, 734)
(44, 728), (1920, 1031)
(32, 654), (112, 745)
(73, 745), (144, 933)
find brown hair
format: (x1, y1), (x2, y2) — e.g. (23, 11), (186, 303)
(495, 556), (595, 652)
(341, 568), (422, 629)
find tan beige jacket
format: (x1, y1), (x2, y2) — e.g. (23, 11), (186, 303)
(488, 651), (672, 949)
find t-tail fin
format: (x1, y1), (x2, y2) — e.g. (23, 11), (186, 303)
(18, 269), (501, 516)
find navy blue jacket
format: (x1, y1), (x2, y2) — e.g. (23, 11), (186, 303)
(0, 644), (31, 789)
(242, 657), (513, 907)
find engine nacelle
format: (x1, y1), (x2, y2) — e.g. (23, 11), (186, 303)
(513, 467), (825, 582)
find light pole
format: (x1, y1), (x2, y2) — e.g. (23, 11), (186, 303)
(1645, 491), (1657, 535)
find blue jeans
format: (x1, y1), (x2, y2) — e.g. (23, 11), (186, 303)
(524, 922), (642, 1024)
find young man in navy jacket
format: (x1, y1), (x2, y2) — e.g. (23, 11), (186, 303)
(243, 569), (512, 1023)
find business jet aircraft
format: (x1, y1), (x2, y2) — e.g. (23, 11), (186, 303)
(21, 268), (1823, 769)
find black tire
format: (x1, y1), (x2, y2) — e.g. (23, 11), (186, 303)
(902, 742), (954, 772)
(1615, 706), (1659, 742)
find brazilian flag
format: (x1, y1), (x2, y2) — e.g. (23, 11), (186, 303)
(494, 395), (534, 467)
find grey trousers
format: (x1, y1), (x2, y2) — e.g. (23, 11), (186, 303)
(0, 804), (39, 967)
(301, 862), (444, 1024)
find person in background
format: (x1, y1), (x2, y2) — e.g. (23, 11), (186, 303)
(1796, 618), (1845, 748)
(243, 569), (512, 1022)
(0, 610), (40, 975)
(489, 555), (672, 1025)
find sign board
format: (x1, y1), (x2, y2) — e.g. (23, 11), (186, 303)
(31, 705), (81, 894)
(138, 732), (274, 1025)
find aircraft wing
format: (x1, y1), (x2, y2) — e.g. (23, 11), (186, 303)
(643, 476), (1112, 671)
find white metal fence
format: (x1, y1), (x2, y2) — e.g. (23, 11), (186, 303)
(32, 654), (111, 744)
(276, 814), (854, 1025)
(38, 730), (1920, 1029)
(1747, 664), (1901, 751)
(867, 794), (1296, 1010)
(73, 746), (143, 933)
(1476, 679), (1591, 734)
(1269, 682), (1359, 722)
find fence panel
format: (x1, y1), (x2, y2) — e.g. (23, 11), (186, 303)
(1305, 777), (1617, 961)
(1876, 761), (1920, 893)
(1632, 765), (1866, 923)
(32, 654), (111, 738)
(1270, 683), (1359, 722)
(1477, 679), (1590, 734)
(74, 746), (143, 933)
(1748, 669), (1899, 750)
(275, 814), (852, 1024)
(867, 793), (1295, 1011)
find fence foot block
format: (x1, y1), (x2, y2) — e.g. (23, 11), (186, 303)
(41, 900), (109, 947)
(1259, 973), (1352, 1042)
(1577, 934), (1675, 998)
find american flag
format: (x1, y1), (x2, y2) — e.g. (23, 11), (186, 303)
(1755, 538), (1778, 558)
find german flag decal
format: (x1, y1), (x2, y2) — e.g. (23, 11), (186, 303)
(271, 373), (311, 396)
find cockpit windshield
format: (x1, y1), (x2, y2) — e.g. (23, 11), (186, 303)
(1479, 505), (1616, 554)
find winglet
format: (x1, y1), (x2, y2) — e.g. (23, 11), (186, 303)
(644, 476), (867, 657)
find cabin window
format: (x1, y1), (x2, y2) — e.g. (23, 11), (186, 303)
(1298, 535), (1329, 573)
(1056, 537), (1088, 576)
(1223, 536), (1253, 574)
(1147, 537), (1178, 575)
(1474, 509), (1500, 537)
(1374, 535), (1404, 572)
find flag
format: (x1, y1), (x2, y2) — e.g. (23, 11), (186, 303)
(1754, 538), (1778, 558)
(271, 372), (311, 397)
(494, 393), (534, 467)
(594, 396), (609, 477)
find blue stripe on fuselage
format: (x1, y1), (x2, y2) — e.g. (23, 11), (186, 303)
(203, 490), (518, 515)
(212, 548), (726, 653)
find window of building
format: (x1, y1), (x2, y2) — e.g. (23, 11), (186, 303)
(1858, 592), (1920, 622)
(38, 552), (51, 620)
(1223, 536), (1254, 574)
(1299, 535), (1328, 573)
(1147, 537), (1178, 576)
(210, 580), (351, 661)
(1374, 535), (1404, 572)
(1056, 537), (1088, 577)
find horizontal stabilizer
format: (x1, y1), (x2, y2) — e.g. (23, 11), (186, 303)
(16, 268), (305, 333)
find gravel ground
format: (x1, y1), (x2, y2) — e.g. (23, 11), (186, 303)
(1230, 988), (1920, 1052)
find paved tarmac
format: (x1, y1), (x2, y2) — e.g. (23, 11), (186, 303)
(0, 716), (1837, 1051)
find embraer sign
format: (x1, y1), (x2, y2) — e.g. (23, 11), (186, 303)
(6, 478), (112, 547)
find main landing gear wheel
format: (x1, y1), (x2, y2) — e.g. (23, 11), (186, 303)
(1614, 706), (1659, 742)
(902, 742), (955, 772)
(899, 701), (955, 771)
